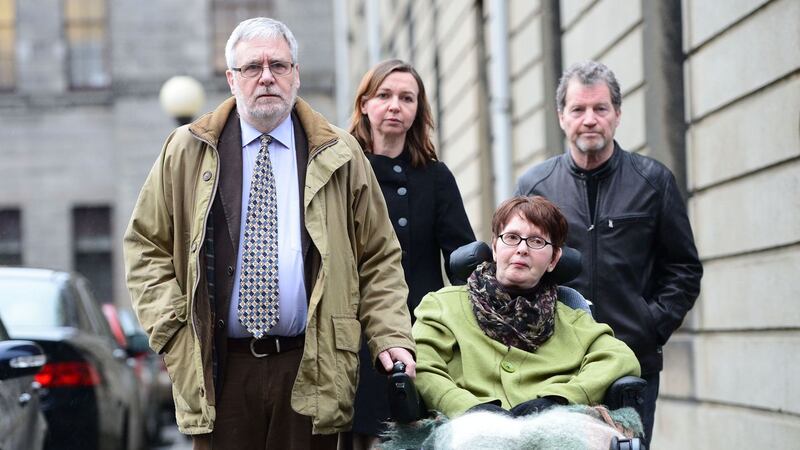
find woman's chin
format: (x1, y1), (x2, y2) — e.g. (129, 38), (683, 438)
(499, 277), (539, 290)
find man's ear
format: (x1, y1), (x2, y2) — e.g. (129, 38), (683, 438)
(226, 70), (235, 95)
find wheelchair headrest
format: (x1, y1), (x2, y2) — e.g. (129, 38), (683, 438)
(449, 241), (583, 285)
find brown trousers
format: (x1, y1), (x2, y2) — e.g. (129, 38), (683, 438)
(192, 347), (339, 450)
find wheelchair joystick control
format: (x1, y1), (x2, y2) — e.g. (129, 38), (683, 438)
(387, 361), (421, 423)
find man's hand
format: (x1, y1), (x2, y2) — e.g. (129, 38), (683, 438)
(377, 347), (416, 378)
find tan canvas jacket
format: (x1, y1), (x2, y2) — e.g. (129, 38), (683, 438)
(123, 97), (414, 434)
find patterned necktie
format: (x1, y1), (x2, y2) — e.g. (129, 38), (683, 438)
(238, 134), (280, 338)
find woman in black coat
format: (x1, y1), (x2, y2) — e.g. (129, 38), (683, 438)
(347, 60), (476, 449)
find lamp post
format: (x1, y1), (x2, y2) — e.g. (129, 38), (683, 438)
(159, 75), (206, 126)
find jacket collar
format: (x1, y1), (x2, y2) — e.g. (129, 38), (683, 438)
(187, 96), (340, 152)
(564, 140), (622, 179)
(188, 97), (237, 148)
(292, 97), (339, 155)
(188, 95), (351, 211)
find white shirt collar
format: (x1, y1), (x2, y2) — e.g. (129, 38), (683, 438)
(239, 113), (294, 149)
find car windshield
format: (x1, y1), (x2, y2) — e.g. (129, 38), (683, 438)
(0, 278), (66, 335)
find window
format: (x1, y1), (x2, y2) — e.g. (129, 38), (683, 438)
(0, 209), (22, 266)
(72, 206), (112, 302)
(0, 0), (14, 90)
(211, 0), (274, 73)
(64, 0), (109, 89)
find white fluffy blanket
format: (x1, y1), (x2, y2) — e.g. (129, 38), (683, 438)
(380, 405), (642, 450)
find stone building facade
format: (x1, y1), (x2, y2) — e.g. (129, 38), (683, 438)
(0, 0), (335, 305)
(340, 0), (800, 447)
(1, 0), (799, 445)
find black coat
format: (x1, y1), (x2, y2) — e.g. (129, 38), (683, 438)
(352, 151), (475, 435)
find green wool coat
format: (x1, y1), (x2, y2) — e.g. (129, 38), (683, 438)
(412, 285), (641, 418)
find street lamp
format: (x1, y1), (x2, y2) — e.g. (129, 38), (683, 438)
(159, 75), (206, 126)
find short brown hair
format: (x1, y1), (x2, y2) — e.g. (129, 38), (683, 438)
(491, 196), (568, 248)
(348, 59), (436, 168)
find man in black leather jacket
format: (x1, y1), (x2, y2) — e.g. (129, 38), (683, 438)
(515, 61), (702, 446)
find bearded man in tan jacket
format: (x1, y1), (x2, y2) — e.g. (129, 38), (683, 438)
(124, 17), (415, 450)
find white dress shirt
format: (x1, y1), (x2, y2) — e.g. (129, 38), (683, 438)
(228, 114), (308, 338)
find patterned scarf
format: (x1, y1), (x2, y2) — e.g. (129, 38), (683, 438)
(468, 262), (557, 352)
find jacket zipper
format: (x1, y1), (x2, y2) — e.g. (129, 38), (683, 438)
(576, 173), (598, 303)
(607, 213), (651, 227)
(590, 178), (602, 305)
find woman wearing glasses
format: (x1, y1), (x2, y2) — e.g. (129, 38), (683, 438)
(412, 195), (640, 420)
(347, 60), (475, 449)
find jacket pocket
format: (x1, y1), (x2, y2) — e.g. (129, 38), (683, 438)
(632, 295), (660, 348)
(162, 324), (203, 417)
(602, 213), (656, 268)
(605, 213), (653, 228)
(331, 315), (361, 411)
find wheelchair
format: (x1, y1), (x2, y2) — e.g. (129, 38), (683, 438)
(387, 241), (647, 450)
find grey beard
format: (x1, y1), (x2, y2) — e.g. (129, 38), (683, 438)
(241, 90), (298, 130)
(575, 136), (606, 153)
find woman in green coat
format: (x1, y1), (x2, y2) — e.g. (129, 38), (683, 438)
(413, 196), (640, 419)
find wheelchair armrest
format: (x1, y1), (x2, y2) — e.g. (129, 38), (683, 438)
(387, 362), (425, 423)
(603, 375), (647, 411)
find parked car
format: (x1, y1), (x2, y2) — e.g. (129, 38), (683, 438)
(102, 304), (165, 445)
(0, 268), (142, 450)
(0, 314), (48, 450)
(115, 308), (174, 417)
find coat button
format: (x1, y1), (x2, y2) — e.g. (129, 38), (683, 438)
(398, 217), (408, 227)
(501, 361), (516, 373)
(393, 165), (402, 173)
(217, 319), (225, 329)
(397, 187), (407, 196)
(226, 266), (234, 276)
(202, 171), (212, 181)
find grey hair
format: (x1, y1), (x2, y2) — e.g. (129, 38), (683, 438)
(225, 17), (299, 69)
(556, 61), (622, 113)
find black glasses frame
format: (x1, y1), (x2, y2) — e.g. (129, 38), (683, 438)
(498, 233), (553, 250)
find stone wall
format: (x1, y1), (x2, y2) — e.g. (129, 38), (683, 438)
(343, 0), (800, 446)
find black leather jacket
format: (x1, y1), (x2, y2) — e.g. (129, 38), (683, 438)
(515, 143), (702, 373)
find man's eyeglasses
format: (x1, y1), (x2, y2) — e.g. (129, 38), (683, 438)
(498, 233), (552, 250)
(231, 61), (295, 78)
